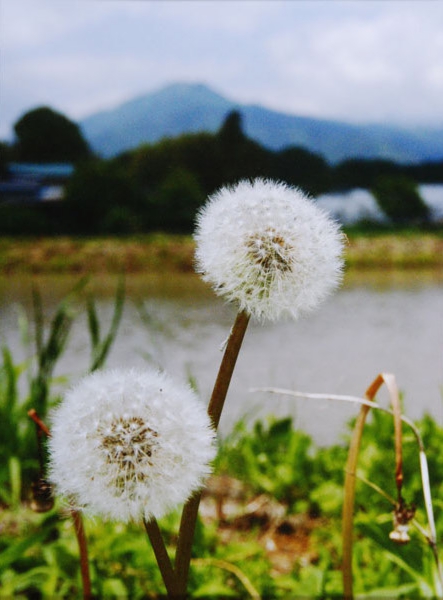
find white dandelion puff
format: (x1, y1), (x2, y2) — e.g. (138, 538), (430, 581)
(49, 368), (216, 523)
(194, 178), (345, 322)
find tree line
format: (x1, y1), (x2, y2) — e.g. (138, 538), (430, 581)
(1, 107), (442, 234)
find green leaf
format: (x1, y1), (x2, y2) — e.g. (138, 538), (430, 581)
(192, 580), (238, 598)
(31, 285), (44, 360)
(86, 296), (100, 350)
(8, 456), (21, 509)
(1, 346), (17, 415)
(362, 582), (420, 598)
(101, 578), (129, 598)
(0, 530), (48, 571)
(0, 566), (54, 596)
(89, 275), (125, 372)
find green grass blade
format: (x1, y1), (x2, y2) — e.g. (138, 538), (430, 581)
(89, 276), (125, 373)
(86, 296), (100, 350)
(31, 285), (44, 362)
(39, 308), (74, 380)
(1, 347), (18, 415)
(8, 457), (22, 509)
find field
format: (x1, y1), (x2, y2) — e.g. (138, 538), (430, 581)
(0, 230), (442, 274)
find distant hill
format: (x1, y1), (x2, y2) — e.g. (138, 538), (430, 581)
(80, 82), (443, 164)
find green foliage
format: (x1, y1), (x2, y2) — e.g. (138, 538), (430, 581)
(216, 410), (443, 597)
(270, 146), (332, 196)
(218, 110), (245, 148)
(64, 159), (143, 234)
(5, 104), (443, 235)
(28, 281), (82, 416)
(0, 204), (53, 236)
(13, 106), (91, 163)
(218, 417), (326, 513)
(87, 275), (125, 372)
(130, 132), (223, 196)
(0, 282), (81, 500)
(372, 175), (431, 223)
(0, 141), (15, 176)
(145, 167), (205, 232)
(0, 277), (124, 503)
(216, 111), (271, 186)
(1, 397), (443, 596)
(332, 158), (402, 191)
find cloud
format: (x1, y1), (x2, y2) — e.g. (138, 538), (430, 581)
(1, 0), (108, 49)
(265, 3), (443, 124)
(1, 0), (443, 140)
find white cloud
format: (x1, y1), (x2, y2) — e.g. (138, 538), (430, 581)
(143, 0), (278, 34)
(1, 0), (108, 48)
(1, 0), (443, 139)
(265, 3), (443, 124)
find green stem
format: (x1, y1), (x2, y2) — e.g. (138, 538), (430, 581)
(174, 310), (250, 593)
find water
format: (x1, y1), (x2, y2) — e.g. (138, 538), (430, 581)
(0, 270), (442, 445)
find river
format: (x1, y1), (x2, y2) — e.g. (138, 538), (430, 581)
(0, 269), (442, 445)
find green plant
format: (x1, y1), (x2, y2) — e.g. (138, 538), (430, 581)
(86, 275), (125, 373)
(216, 417), (316, 511)
(0, 277), (125, 507)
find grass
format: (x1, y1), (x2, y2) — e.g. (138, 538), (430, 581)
(2, 412), (443, 598)
(345, 231), (443, 269)
(0, 229), (442, 274)
(0, 234), (196, 275)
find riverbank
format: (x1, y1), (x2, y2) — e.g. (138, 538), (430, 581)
(0, 231), (442, 274)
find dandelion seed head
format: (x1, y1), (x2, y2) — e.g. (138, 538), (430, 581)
(194, 178), (345, 321)
(49, 368), (216, 523)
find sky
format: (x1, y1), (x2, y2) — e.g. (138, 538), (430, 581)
(1, 0), (443, 140)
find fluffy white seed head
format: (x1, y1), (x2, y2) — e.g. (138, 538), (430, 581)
(194, 178), (345, 322)
(49, 368), (216, 523)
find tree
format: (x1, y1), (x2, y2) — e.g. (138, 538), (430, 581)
(332, 159), (401, 191)
(218, 110), (246, 148)
(64, 160), (142, 233)
(145, 168), (205, 232)
(14, 107), (91, 163)
(270, 146), (331, 196)
(372, 175), (430, 224)
(130, 133), (223, 197)
(217, 111), (271, 184)
(0, 142), (14, 177)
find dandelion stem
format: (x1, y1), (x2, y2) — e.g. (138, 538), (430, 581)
(28, 409), (92, 600)
(28, 408), (51, 437)
(143, 518), (180, 598)
(207, 310), (250, 429)
(71, 509), (92, 600)
(174, 310), (250, 593)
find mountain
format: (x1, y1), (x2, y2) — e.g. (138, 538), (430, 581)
(80, 83), (443, 164)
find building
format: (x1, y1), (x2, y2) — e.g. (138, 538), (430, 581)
(0, 162), (74, 204)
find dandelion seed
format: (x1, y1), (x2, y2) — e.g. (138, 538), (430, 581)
(194, 178), (345, 322)
(49, 368), (216, 523)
